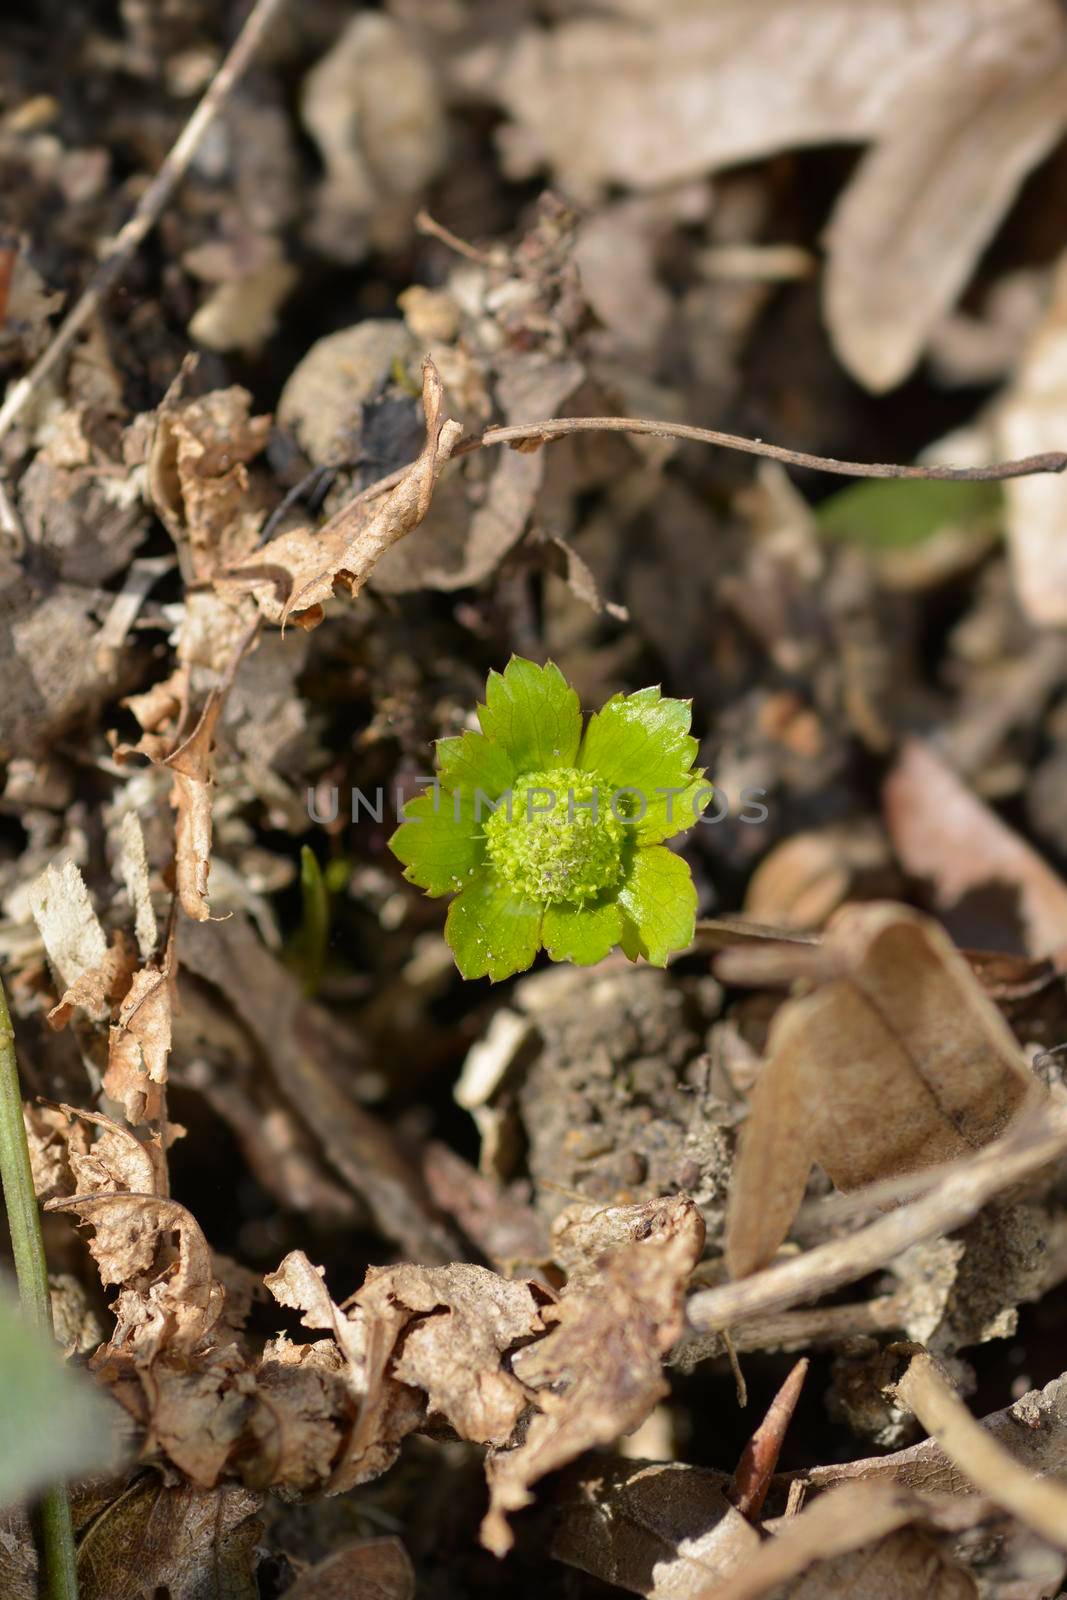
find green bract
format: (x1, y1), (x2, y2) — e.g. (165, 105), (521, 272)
(389, 657), (710, 981)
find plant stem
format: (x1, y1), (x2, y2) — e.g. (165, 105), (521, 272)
(0, 975), (78, 1600)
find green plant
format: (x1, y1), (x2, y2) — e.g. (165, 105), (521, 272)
(389, 657), (710, 980)
(0, 973), (98, 1598)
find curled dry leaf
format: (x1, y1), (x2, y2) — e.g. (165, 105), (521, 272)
(29, 857), (176, 1124)
(48, 1192), (224, 1361)
(164, 695), (223, 923)
(373, 353), (585, 593)
(482, 1195), (705, 1556)
(147, 384), (270, 581)
(104, 962), (175, 1125)
(725, 903), (1039, 1279)
(354, 1261), (545, 1448)
(58, 1104), (166, 1198)
(265, 1249), (545, 1492)
(47, 931), (137, 1029)
(884, 738), (1067, 961)
(230, 358), (462, 629)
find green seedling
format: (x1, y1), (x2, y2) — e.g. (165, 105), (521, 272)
(390, 657), (710, 981)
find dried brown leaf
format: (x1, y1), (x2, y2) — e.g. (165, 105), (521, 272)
(48, 1192), (225, 1360)
(552, 1457), (759, 1599)
(233, 358), (462, 628)
(47, 931), (137, 1029)
(703, 1482), (977, 1600)
(823, 33), (1067, 390)
(725, 903), (1038, 1279)
(354, 1261), (544, 1445)
(483, 0), (1067, 389)
(104, 962), (175, 1125)
(265, 1251), (545, 1492)
(59, 1104), (166, 1197)
(76, 1478), (260, 1600)
(164, 695), (224, 922)
(148, 385), (270, 581)
(252, 1335), (349, 1493)
(372, 354), (584, 592)
(482, 1196), (705, 1556)
(28, 858), (108, 991)
(279, 1537), (415, 1600)
(264, 1250), (421, 1491)
(884, 738), (1067, 960)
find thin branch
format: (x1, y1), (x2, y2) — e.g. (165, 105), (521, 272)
(337, 410), (1067, 526)
(0, 0), (288, 445)
(686, 1104), (1067, 1333)
(0, 976), (77, 1600)
(414, 209), (501, 268)
(471, 416), (1067, 482)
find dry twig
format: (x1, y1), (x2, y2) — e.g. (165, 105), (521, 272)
(687, 1104), (1067, 1333)
(0, 0), (287, 445)
(893, 1350), (1067, 1551)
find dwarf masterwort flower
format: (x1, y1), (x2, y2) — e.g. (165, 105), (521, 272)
(389, 657), (711, 981)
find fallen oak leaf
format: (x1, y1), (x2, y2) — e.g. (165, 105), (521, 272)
(56, 1104), (166, 1198)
